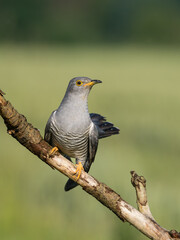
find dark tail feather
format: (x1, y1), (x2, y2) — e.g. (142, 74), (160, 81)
(90, 113), (106, 123)
(90, 113), (119, 139)
(64, 179), (78, 191)
(98, 126), (119, 139)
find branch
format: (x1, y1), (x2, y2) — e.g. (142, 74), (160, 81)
(131, 171), (155, 221)
(0, 90), (179, 240)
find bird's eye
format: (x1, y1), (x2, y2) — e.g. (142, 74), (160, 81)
(76, 80), (83, 86)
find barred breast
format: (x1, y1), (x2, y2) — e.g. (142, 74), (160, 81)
(51, 123), (91, 161)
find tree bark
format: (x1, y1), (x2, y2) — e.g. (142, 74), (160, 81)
(0, 90), (179, 240)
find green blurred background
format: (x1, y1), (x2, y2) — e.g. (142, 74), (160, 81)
(0, 1), (180, 240)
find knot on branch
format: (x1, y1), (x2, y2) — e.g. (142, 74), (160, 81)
(169, 230), (180, 239)
(131, 171), (146, 188)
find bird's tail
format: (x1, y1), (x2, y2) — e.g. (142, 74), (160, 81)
(90, 113), (119, 139)
(64, 179), (78, 191)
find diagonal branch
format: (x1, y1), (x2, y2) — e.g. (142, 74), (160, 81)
(0, 90), (179, 240)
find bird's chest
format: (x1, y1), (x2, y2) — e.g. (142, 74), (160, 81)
(52, 121), (90, 160)
(51, 105), (91, 159)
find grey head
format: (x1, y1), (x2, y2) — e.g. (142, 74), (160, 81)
(64, 77), (102, 99)
(55, 77), (102, 132)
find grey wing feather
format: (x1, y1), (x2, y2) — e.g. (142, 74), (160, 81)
(44, 111), (55, 145)
(83, 123), (99, 172)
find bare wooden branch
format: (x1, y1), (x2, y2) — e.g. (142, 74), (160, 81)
(0, 90), (179, 240)
(131, 171), (155, 221)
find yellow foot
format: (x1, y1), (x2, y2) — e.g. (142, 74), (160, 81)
(74, 162), (84, 181)
(49, 147), (58, 157)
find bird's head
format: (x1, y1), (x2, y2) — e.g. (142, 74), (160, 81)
(66, 77), (102, 97)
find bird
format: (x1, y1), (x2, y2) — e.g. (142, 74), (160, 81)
(44, 77), (119, 191)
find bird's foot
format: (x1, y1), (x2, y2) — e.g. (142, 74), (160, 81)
(74, 162), (84, 181)
(49, 147), (58, 157)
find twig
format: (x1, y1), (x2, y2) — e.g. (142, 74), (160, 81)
(0, 90), (179, 240)
(131, 171), (155, 221)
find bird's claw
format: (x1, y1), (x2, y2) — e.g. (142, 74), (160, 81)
(74, 162), (84, 181)
(49, 147), (58, 157)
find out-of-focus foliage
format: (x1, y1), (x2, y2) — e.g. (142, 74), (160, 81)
(0, 0), (180, 44)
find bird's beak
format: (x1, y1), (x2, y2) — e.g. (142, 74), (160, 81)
(84, 80), (102, 87)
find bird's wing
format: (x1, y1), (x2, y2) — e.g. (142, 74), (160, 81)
(90, 113), (119, 139)
(83, 123), (99, 172)
(44, 111), (56, 145)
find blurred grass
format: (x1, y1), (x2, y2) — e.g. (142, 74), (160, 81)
(0, 44), (180, 240)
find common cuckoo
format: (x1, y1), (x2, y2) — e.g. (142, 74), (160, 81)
(44, 77), (119, 191)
